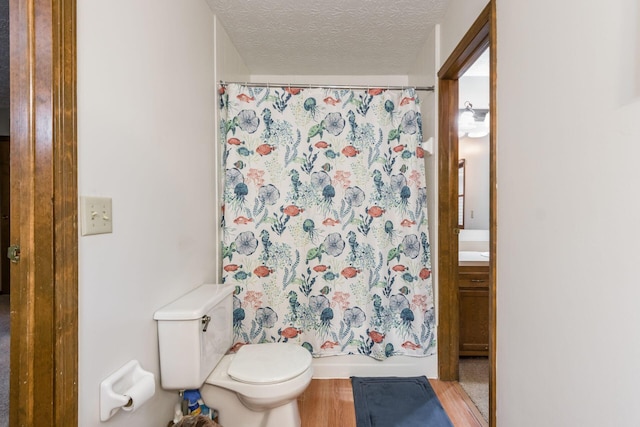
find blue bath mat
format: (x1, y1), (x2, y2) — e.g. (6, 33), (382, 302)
(351, 376), (454, 427)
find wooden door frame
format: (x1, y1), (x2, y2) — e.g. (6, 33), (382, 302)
(437, 1), (496, 426)
(9, 0), (78, 425)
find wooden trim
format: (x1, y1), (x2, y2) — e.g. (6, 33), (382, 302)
(52, 0), (78, 424)
(488, 2), (497, 426)
(437, 1), (496, 426)
(438, 78), (460, 381)
(9, 0), (78, 425)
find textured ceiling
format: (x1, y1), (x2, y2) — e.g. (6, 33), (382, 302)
(206, 0), (450, 76)
(0, 1), (453, 109)
(0, 0), (8, 108)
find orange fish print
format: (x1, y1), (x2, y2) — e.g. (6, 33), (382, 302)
(367, 206), (385, 218)
(323, 96), (340, 106)
(393, 144), (406, 152)
(314, 141), (330, 149)
(233, 216), (253, 225)
(313, 265), (329, 272)
(321, 340), (339, 349)
(279, 327), (302, 339)
(223, 264), (242, 272)
(236, 93), (255, 103)
(392, 265), (407, 272)
(401, 341), (422, 350)
(400, 96), (415, 106)
(368, 330), (385, 344)
(284, 87), (302, 95)
(416, 146), (425, 158)
(227, 137), (244, 145)
(322, 218), (340, 226)
(400, 219), (416, 227)
(218, 86), (226, 95)
(341, 267), (361, 279)
(419, 268), (431, 280)
(229, 342), (248, 353)
(341, 146), (360, 157)
(368, 88), (384, 96)
(256, 144), (276, 156)
(253, 265), (274, 278)
(281, 205), (304, 216)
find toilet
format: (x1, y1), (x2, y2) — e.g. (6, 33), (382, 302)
(154, 284), (313, 427)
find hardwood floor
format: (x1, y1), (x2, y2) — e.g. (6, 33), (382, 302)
(298, 378), (487, 427)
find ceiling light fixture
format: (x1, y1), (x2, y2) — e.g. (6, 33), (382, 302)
(458, 101), (490, 139)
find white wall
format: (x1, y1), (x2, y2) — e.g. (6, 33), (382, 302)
(459, 74), (490, 230)
(408, 25), (440, 370)
(459, 76), (490, 110)
(439, 0), (489, 64)
(249, 74), (408, 86)
(213, 17), (250, 280)
(77, 1), (218, 425)
(497, 0), (640, 425)
(459, 135), (489, 229)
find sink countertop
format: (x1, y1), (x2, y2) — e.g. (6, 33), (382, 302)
(459, 251), (490, 266)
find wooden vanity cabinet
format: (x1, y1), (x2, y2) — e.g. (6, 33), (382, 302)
(458, 265), (489, 356)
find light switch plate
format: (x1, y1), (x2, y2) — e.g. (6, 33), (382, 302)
(81, 196), (113, 236)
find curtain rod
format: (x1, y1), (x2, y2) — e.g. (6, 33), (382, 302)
(220, 80), (435, 92)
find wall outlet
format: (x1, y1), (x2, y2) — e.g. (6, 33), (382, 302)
(81, 196), (113, 236)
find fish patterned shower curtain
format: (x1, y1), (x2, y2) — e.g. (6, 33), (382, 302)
(220, 83), (434, 360)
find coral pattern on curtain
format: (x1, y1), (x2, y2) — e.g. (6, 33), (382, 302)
(220, 83), (434, 360)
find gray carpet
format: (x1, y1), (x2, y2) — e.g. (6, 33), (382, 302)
(459, 357), (488, 422)
(0, 294), (9, 427)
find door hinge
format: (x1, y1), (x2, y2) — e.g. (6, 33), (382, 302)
(7, 244), (20, 263)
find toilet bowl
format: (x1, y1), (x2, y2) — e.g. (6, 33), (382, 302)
(201, 343), (313, 427)
(154, 284), (313, 427)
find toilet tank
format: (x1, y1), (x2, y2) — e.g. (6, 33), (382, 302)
(153, 284), (234, 390)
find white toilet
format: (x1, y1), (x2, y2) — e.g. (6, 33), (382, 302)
(154, 284), (313, 427)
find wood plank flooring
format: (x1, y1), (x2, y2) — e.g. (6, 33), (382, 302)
(298, 379), (487, 427)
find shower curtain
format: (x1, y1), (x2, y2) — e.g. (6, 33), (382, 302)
(220, 83), (434, 360)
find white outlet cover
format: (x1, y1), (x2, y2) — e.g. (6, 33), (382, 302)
(81, 196), (113, 236)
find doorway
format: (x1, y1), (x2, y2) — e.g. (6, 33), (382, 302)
(0, 136), (8, 294)
(437, 2), (496, 426)
(457, 47), (490, 422)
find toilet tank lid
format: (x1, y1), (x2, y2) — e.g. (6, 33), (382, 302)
(153, 284), (234, 321)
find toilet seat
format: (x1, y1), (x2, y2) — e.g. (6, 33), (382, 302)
(228, 343), (312, 385)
